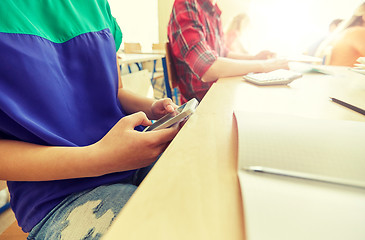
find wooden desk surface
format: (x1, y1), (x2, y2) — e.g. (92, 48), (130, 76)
(103, 67), (365, 240)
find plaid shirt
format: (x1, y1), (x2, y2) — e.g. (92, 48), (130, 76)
(167, 0), (229, 103)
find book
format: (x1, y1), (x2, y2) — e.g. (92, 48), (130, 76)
(234, 111), (365, 188)
(350, 57), (365, 75)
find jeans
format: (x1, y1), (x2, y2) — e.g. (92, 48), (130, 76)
(27, 163), (154, 240)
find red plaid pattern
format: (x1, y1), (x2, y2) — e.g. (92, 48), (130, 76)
(167, 0), (229, 103)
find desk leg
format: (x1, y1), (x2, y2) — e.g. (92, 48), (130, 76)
(127, 63), (142, 73)
(136, 63), (142, 71)
(150, 60), (157, 88)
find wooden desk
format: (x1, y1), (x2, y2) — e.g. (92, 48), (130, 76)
(103, 67), (365, 240)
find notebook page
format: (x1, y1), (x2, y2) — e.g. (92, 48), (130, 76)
(234, 111), (365, 187)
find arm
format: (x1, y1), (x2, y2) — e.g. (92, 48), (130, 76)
(0, 114), (178, 181)
(0, 58), (178, 182)
(227, 51), (255, 60)
(168, 2), (286, 83)
(227, 50), (276, 60)
(201, 57), (289, 82)
(353, 28), (365, 57)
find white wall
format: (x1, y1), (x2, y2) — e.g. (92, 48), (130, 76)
(108, 0), (159, 51)
(241, 0), (364, 55)
(158, 0), (174, 43)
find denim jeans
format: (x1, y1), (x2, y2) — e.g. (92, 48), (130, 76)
(27, 163), (154, 240)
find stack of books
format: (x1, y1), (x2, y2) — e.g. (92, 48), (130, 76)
(351, 57), (365, 75)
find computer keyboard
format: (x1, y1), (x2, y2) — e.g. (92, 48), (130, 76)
(243, 69), (302, 86)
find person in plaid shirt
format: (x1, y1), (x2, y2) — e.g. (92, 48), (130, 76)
(168, 0), (289, 103)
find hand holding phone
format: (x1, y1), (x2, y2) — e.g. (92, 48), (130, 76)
(143, 98), (199, 132)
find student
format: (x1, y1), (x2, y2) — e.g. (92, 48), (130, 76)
(224, 13), (249, 54)
(167, 0), (289, 103)
(0, 1), (178, 239)
(316, 3), (365, 66)
(306, 18), (343, 57)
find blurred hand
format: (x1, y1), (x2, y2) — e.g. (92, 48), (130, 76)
(93, 111), (179, 172)
(254, 50), (276, 60)
(261, 58), (289, 72)
(150, 98), (177, 120)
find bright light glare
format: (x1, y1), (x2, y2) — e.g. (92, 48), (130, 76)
(242, 0), (361, 56)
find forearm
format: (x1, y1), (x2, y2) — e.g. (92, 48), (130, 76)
(201, 57), (264, 82)
(1, 112), (178, 182)
(118, 88), (155, 119)
(227, 51), (254, 60)
(0, 139), (105, 181)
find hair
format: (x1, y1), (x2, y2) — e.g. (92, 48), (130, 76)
(333, 2), (365, 30)
(329, 18), (343, 30)
(315, 2), (365, 58)
(345, 2), (365, 28)
(330, 19), (343, 26)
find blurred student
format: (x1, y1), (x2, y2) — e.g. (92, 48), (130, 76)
(225, 13), (249, 54)
(167, 0), (288, 104)
(316, 3), (365, 66)
(0, 1), (178, 239)
(306, 18), (343, 56)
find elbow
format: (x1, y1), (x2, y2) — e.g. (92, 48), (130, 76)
(201, 76), (217, 83)
(201, 68), (219, 83)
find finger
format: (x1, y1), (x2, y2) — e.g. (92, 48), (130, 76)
(144, 126), (179, 144)
(123, 112), (152, 129)
(162, 98), (177, 112)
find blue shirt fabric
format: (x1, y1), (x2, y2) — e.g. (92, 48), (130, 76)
(0, 1), (142, 232)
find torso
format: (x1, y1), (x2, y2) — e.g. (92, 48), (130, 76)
(330, 26), (365, 66)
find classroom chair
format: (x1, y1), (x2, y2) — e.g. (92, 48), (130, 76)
(0, 222), (27, 240)
(0, 182), (28, 240)
(123, 42), (142, 54)
(163, 42), (180, 105)
(151, 43), (165, 73)
(123, 42), (143, 72)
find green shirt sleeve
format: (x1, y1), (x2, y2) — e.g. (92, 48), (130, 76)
(105, 1), (123, 51)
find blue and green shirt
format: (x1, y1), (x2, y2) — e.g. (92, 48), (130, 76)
(0, 0), (140, 232)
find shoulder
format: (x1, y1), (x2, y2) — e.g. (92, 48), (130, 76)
(173, 0), (199, 8)
(172, 0), (203, 21)
(333, 27), (365, 44)
(342, 26), (365, 38)
(173, 0), (200, 12)
(332, 26), (365, 55)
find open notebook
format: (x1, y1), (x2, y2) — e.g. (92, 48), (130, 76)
(234, 111), (365, 189)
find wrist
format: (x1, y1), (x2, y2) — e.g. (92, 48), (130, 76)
(259, 61), (267, 72)
(149, 100), (158, 119)
(82, 143), (114, 177)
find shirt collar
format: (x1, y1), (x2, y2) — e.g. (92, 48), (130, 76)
(197, 0), (222, 16)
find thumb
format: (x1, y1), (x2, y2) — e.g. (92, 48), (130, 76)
(123, 112), (152, 129)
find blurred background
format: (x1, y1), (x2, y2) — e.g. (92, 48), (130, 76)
(109, 0), (363, 55)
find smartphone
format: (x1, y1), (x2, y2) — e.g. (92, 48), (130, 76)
(143, 98), (199, 132)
